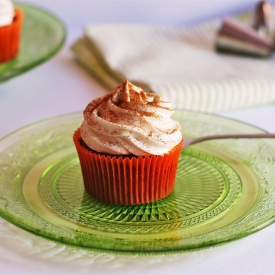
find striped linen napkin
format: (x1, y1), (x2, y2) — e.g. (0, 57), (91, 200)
(71, 20), (275, 113)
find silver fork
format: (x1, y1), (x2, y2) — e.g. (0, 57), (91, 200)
(183, 133), (275, 148)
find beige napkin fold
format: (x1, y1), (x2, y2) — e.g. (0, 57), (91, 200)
(71, 20), (275, 113)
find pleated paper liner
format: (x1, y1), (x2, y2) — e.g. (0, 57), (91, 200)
(73, 128), (183, 205)
(0, 8), (24, 64)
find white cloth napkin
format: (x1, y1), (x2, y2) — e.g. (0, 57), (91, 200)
(71, 20), (275, 112)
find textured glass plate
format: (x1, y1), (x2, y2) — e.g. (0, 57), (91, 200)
(0, 111), (275, 254)
(0, 2), (66, 82)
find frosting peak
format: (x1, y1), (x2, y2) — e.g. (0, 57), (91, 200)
(80, 81), (182, 156)
(115, 80), (156, 104)
(0, 0), (14, 27)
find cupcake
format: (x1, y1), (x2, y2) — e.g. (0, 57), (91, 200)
(73, 80), (183, 205)
(0, 0), (24, 64)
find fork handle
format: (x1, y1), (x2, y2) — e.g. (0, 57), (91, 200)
(184, 133), (275, 147)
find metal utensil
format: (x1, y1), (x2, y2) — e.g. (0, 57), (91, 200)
(183, 133), (275, 148)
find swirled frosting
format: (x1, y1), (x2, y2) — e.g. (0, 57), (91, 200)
(80, 80), (182, 156)
(0, 0), (14, 27)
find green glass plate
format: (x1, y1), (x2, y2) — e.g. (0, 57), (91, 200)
(0, 111), (275, 254)
(0, 2), (66, 82)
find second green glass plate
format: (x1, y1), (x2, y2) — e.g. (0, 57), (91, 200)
(0, 2), (66, 82)
(0, 110), (275, 254)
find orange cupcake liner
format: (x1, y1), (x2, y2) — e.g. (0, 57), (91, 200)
(0, 8), (24, 64)
(73, 128), (183, 205)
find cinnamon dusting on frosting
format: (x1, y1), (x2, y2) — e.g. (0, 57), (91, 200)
(81, 80), (182, 156)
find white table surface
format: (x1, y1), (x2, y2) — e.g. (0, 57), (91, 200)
(1, 0), (275, 274)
